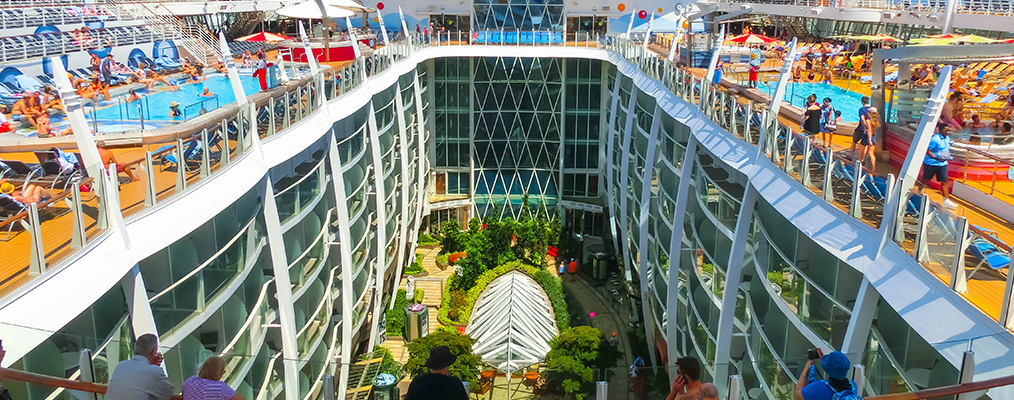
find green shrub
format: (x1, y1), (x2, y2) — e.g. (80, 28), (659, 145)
(435, 254), (449, 268)
(404, 329), (482, 391)
(417, 233), (439, 246)
(446, 289), (469, 321)
(403, 253), (425, 275)
(386, 289), (410, 337)
(371, 345), (402, 378)
(543, 327), (621, 399)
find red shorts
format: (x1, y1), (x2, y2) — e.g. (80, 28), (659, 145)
(749, 70), (758, 81)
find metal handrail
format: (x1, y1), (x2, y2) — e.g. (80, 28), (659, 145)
(0, 367), (107, 394)
(866, 374), (1014, 399)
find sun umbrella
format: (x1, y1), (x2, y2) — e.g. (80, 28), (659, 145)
(726, 33), (776, 44)
(999, 38), (1014, 43)
(927, 33), (961, 39)
(864, 34), (901, 42)
(911, 38), (953, 46)
(236, 32), (293, 42)
(276, 2), (355, 19)
(950, 34), (997, 43)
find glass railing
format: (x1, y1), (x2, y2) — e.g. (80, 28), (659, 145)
(602, 35), (1014, 329)
(296, 286), (331, 359)
(149, 208), (264, 338)
(274, 157), (328, 225)
(287, 210), (331, 293)
(219, 280), (275, 386)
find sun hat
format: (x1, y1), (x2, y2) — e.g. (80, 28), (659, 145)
(171, 102), (179, 107)
(821, 351), (850, 380)
(0, 180), (15, 195)
(425, 346), (457, 370)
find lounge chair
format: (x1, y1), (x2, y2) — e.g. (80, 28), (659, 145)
(0, 159), (38, 179)
(0, 193), (28, 240)
(966, 236), (1010, 279)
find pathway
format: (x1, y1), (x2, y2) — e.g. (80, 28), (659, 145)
(381, 246), (454, 366)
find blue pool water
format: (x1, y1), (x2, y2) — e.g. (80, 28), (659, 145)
(87, 74), (263, 122)
(760, 82), (865, 123)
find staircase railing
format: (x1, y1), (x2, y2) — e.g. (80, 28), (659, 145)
(103, 0), (222, 63)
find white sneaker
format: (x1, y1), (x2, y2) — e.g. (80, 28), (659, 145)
(943, 199), (958, 208)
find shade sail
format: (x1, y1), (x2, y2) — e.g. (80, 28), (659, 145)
(236, 32), (292, 42)
(726, 33), (776, 44)
(465, 271), (559, 374)
(276, 2), (355, 19)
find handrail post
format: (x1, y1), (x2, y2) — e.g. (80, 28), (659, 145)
(851, 160), (863, 219)
(220, 121), (231, 166)
(913, 194), (932, 263)
(284, 91), (291, 129)
(802, 139), (812, 186)
(785, 132), (795, 174)
(175, 139), (186, 193)
(27, 202), (45, 276)
(1001, 261), (1014, 330)
(822, 147), (834, 202)
(144, 151), (156, 207)
(950, 216), (970, 293)
(727, 375), (743, 400)
(323, 375), (335, 400)
(200, 129), (211, 178)
(956, 351), (979, 400)
(78, 349), (99, 400)
(70, 183), (87, 249)
(851, 365), (866, 397)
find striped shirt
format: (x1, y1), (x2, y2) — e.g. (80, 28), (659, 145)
(181, 376), (235, 400)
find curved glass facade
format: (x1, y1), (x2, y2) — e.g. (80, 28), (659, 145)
(2, 41), (1004, 400)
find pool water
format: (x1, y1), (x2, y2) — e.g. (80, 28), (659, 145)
(86, 74), (263, 122)
(760, 82), (865, 123)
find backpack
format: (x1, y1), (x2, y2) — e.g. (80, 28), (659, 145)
(823, 107), (837, 132)
(821, 379), (862, 400)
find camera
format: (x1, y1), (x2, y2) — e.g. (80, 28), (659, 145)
(807, 349), (821, 360)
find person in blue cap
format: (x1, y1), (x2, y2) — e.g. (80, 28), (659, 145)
(794, 349), (862, 400)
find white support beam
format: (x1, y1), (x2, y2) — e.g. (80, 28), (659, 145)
(262, 178), (300, 400)
(618, 77), (638, 283)
(713, 185), (758, 394)
(667, 136), (699, 381)
(841, 278), (880, 358)
(637, 105), (663, 370)
(365, 100), (389, 351)
(327, 132), (356, 398)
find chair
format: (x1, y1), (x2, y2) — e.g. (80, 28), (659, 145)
(0, 159), (39, 179)
(33, 149), (81, 190)
(0, 193), (28, 241)
(966, 236), (1010, 279)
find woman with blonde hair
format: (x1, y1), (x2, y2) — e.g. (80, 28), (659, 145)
(864, 107), (882, 171)
(181, 356), (244, 400)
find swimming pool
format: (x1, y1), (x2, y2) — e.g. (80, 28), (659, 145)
(86, 74), (263, 122)
(760, 82), (865, 123)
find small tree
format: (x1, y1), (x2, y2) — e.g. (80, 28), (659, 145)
(544, 326), (620, 400)
(404, 328), (482, 391)
(440, 219), (464, 255)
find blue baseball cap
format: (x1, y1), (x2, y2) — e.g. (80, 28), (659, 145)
(821, 351), (850, 380)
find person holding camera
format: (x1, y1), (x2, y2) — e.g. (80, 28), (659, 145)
(794, 349), (862, 400)
(666, 357), (718, 400)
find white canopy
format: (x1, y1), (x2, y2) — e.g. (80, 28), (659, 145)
(465, 271), (559, 374)
(631, 12), (682, 33)
(276, 1), (355, 19)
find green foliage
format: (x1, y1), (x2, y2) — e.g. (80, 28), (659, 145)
(372, 346), (402, 378)
(404, 329), (481, 391)
(544, 327), (616, 400)
(446, 289), (469, 321)
(435, 254), (449, 268)
(403, 253), (425, 275)
(386, 289), (422, 337)
(440, 219), (464, 255)
(417, 233), (440, 246)
(701, 263), (715, 276)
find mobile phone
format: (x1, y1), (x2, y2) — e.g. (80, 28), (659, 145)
(807, 349), (820, 360)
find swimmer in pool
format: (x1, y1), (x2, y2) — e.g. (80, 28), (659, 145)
(968, 114), (987, 129)
(169, 101), (182, 118)
(200, 87), (214, 98)
(126, 88), (141, 103)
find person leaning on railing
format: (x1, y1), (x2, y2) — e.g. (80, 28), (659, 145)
(105, 334), (182, 400)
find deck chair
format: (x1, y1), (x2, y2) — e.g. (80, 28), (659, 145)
(966, 236), (1010, 279)
(33, 149), (81, 190)
(0, 159), (39, 179)
(0, 193), (28, 241)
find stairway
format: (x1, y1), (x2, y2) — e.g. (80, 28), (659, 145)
(773, 16), (812, 40)
(103, 0), (224, 64)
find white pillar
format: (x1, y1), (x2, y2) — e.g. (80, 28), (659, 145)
(761, 38), (798, 159)
(841, 278), (880, 358)
(617, 76), (638, 282)
(666, 136), (699, 381)
(262, 178), (301, 400)
(366, 100), (389, 351)
(637, 106), (663, 370)
(713, 186), (759, 394)
(327, 132), (356, 398)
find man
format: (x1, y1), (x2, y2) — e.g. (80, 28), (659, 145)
(134, 65), (154, 90)
(97, 140), (140, 182)
(795, 350), (860, 400)
(126, 89), (141, 103)
(940, 92), (964, 130)
(101, 54), (114, 86)
(105, 334), (179, 400)
(200, 87), (215, 98)
(404, 346), (468, 400)
(922, 123), (957, 208)
(666, 357), (719, 400)
(849, 96), (872, 163)
(748, 45), (761, 88)
(253, 54), (268, 91)
(11, 95), (40, 129)
(818, 97), (836, 147)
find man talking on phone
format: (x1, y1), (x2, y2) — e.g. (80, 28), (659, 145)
(666, 357), (719, 400)
(106, 334), (181, 400)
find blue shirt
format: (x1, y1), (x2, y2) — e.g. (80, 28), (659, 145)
(924, 133), (951, 167)
(800, 381), (835, 400)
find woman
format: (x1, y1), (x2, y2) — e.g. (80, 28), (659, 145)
(802, 94), (822, 137)
(818, 97), (836, 147)
(864, 107), (882, 170)
(241, 50), (253, 68)
(1, 178), (51, 204)
(182, 356), (244, 400)
(41, 87), (64, 113)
